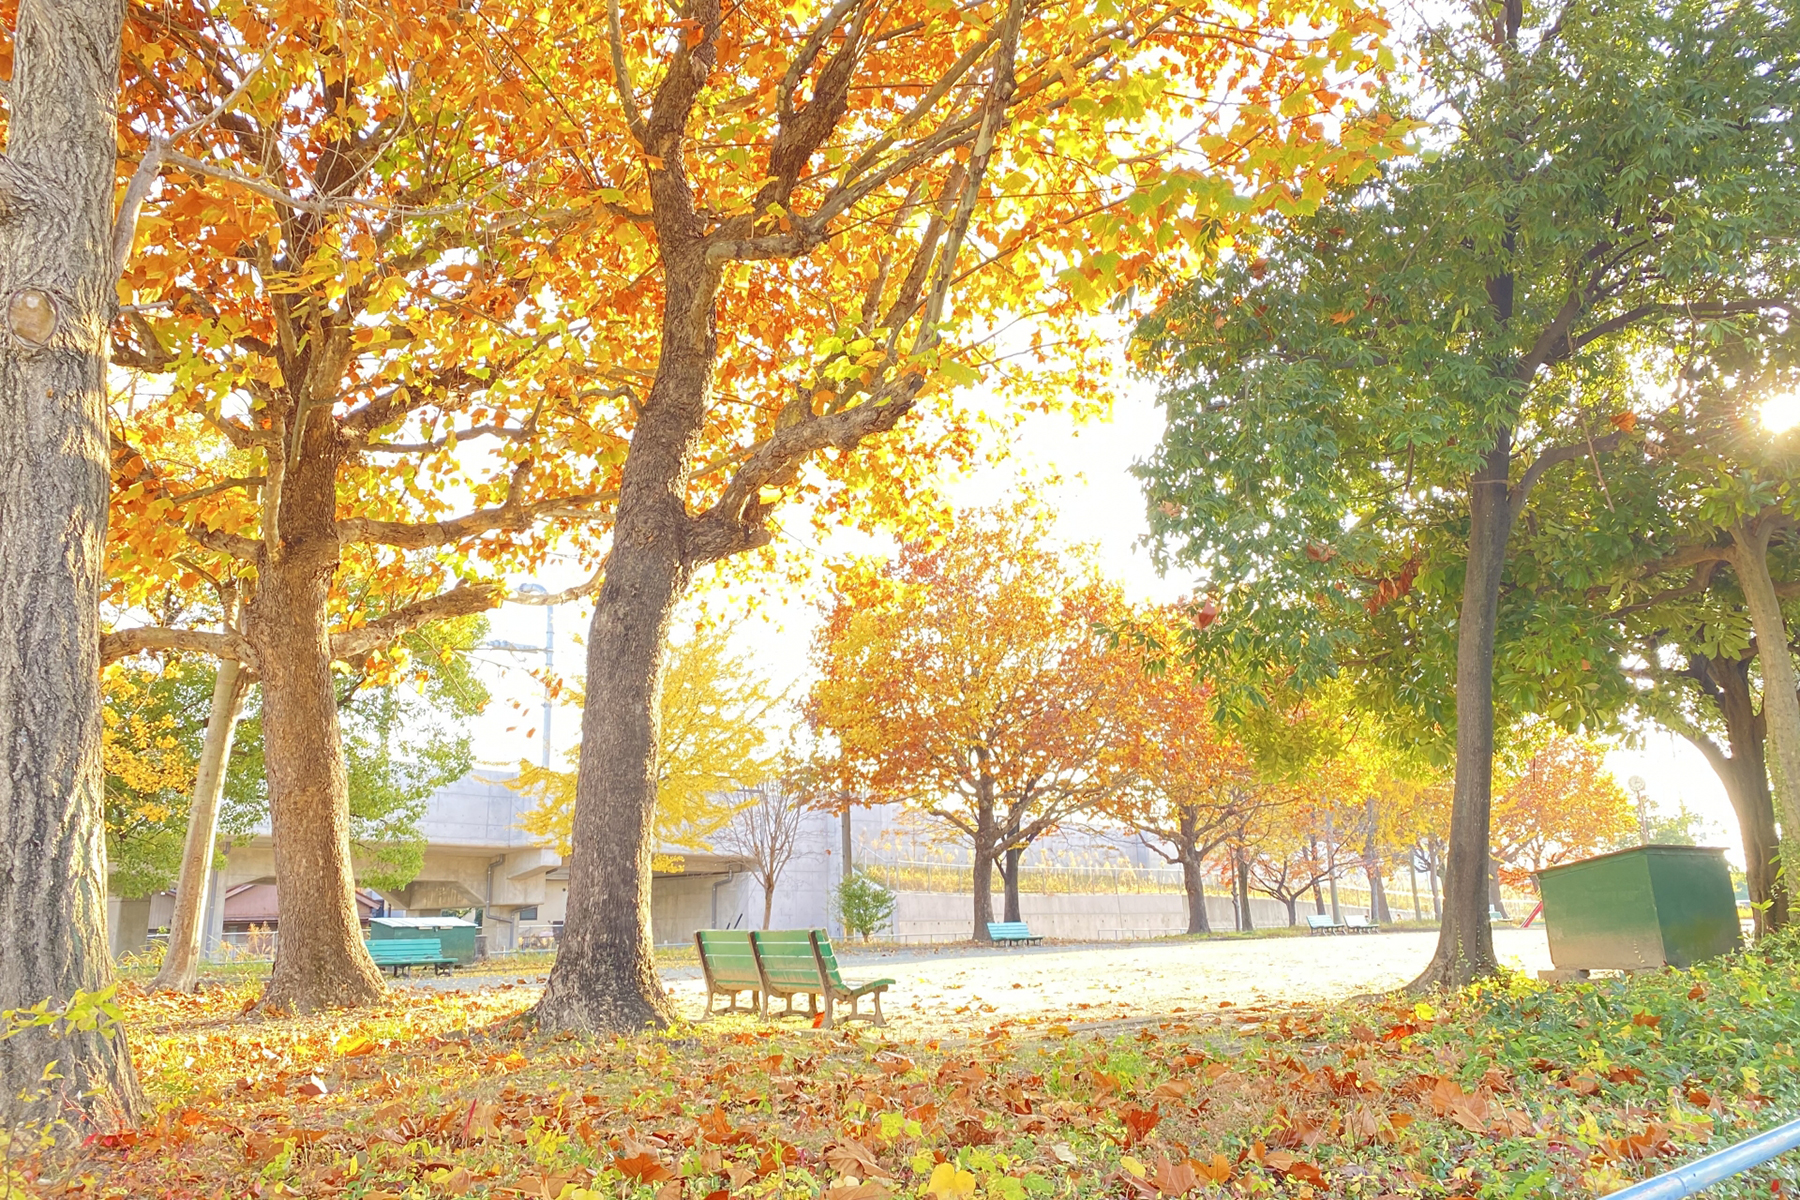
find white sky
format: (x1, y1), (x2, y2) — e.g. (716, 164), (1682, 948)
(465, 380), (1748, 866)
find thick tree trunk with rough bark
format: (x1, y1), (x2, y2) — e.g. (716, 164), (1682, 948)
(1682, 651), (1785, 934)
(1410, 437), (1510, 991)
(0, 0), (144, 1132)
(532, 233), (715, 1032)
(1233, 849), (1254, 931)
(1180, 851), (1211, 934)
(1730, 520), (1800, 892)
(151, 660), (249, 992)
(249, 438), (385, 1012)
(1001, 844), (1023, 923)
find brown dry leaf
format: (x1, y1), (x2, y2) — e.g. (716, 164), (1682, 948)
(616, 1153), (674, 1185)
(1147, 1155), (1199, 1197)
(1631, 1012), (1662, 1029)
(1568, 1073), (1602, 1096)
(1151, 1080), (1191, 1103)
(1262, 1150), (1297, 1172)
(504, 1175), (576, 1199)
(430, 1166), (474, 1196)
(1429, 1077), (1489, 1132)
(874, 1052), (915, 1077)
(294, 1074), (329, 1098)
(828, 1183), (894, 1200)
(728, 1162), (757, 1188)
(699, 1149), (725, 1174)
(827, 1140), (892, 1179)
(1051, 1143), (1078, 1165)
(654, 1180), (684, 1200)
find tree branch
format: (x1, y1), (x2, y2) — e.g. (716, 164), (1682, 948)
(101, 626), (254, 667)
(330, 583), (502, 662)
(1508, 430), (1624, 521)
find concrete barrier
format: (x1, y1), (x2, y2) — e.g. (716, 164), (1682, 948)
(890, 890), (1368, 942)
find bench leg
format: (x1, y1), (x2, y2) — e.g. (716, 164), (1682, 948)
(822, 992), (834, 1031)
(872, 990), (885, 1028)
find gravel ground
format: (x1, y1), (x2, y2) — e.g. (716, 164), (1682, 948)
(399, 928), (1554, 1033)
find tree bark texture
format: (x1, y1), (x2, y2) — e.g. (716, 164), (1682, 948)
(1001, 844), (1023, 923)
(248, 437), (385, 1012)
(1410, 436), (1509, 991)
(1681, 650), (1785, 934)
(1729, 521), (1800, 896)
(1233, 850), (1253, 931)
(0, 0), (143, 1130)
(151, 660), (249, 992)
(533, 235), (717, 1032)
(1180, 852), (1211, 934)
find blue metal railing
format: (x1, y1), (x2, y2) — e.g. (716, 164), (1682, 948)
(1609, 1117), (1800, 1199)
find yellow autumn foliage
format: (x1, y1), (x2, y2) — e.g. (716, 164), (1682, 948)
(512, 623), (782, 861)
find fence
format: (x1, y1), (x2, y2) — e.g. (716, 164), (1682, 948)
(862, 859), (1533, 916)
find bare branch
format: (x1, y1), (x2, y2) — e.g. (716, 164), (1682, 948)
(508, 565), (606, 605)
(609, 0), (649, 144)
(188, 523), (265, 564)
(101, 626), (255, 667)
(339, 465), (617, 549)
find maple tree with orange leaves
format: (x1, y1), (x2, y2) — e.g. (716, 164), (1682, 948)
(1491, 731), (1636, 897)
(808, 505), (1143, 940)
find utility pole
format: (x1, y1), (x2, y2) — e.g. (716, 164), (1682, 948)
(1629, 775), (1650, 845)
(484, 582), (556, 768)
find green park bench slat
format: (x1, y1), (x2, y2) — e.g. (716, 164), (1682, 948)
(1305, 914), (1346, 935)
(748, 929), (893, 1029)
(364, 937), (456, 976)
(986, 921), (1043, 945)
(1345, 915), (1381, 934)
(695, 930), (763, 1017)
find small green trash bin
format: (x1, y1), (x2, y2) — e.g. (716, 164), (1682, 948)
(366, 916), (480, 965)
(1535, 844), (1740, 973)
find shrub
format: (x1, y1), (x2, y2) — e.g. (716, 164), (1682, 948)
(836, 871), (896, 942)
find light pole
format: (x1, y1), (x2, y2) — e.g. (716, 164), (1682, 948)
(484, 582), (555, 769)
(1629, 775), (1650, 845)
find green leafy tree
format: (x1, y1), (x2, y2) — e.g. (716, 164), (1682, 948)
(1135, 0), (1800, 987)
(835, 872), (897, 943)
(222, 618), (490, 890)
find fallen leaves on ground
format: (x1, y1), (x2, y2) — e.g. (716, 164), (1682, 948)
(19, 932), (1800, 1198)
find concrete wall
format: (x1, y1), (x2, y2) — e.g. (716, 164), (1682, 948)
(888, 890), (1367, 942)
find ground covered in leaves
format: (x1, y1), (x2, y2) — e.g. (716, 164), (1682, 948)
(39, 934), (1800, 1200)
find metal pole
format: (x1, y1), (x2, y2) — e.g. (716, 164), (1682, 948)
(542, 601), (554, 769)
(1608, 1118), (1800, 1200)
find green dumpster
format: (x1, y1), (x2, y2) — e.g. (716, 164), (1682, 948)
(366, 916), (480, 965)
(1535, 845), (1740, 974)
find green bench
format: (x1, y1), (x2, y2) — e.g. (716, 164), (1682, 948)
(1306, 914), (1345, 935)
(1345, 914), (1381, 934)
(748, 929), (894, 1029)
(366, 937), (455, 976)
(986, 921), (1043, 946)
(694, 929), (763, 1017)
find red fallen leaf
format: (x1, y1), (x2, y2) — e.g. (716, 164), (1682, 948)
(1687, 1087), (1713, 1107)
(1567, 1073), (1602, 1096)
(1607, 1066), (1647, 1085)
(1383, 1022), (1420, 1041)
(1611, 411), (1639, 432)
(873, 1052), (914, 1076)
(616, 1152), (674, 1184)
(1120, 1104), (1161, 1147)
(1631, 1011), (1662, 1029)
(294, 1074), (329, 1098)
(1689, 984), (1708, 1001)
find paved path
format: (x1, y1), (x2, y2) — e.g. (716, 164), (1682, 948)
(404, 929), (1553, 1033)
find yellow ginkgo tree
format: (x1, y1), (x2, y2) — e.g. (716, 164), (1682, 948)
(513, 623), (782, 867)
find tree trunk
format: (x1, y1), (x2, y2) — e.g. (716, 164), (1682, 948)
(1001, 843), (1023, 923)
(1684, 650), (1786, 934)
(1409, 854), (1422, 921)
(1233, 850), (1254, 931)
(0, 0), (143, 1130)
(1284, 896), (1298, 926)
(1410, 435), (1510, 991)
(841, 802), (853, 874)
(250, 545), (386, 1012)
(1427, 840), (1442, 918)
(1487, 858), (1507, 919)
(1729, 520), (1800, 894)
(762, 882), (774, 930)
(151, 659), (249, 992)
(533, 404), (700, 1033)
(1363, 796), (1391, 922)
(1180, 852), (1211, 934)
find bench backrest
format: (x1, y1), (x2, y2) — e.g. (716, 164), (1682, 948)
(1305, 914), (1338, 929)
(695, 929), (760, 990)
(987, 922), (1034, 938)
(750, 929), (827, 991)
(807, 930), (849, 989)
(368, 937), (441, 960)
(1346, 915), (1373, 927)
